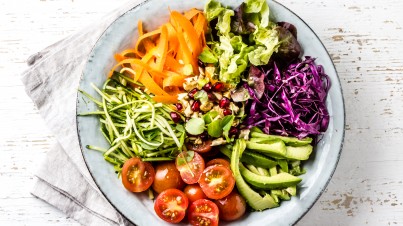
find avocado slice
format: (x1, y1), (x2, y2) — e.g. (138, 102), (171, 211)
(239, 163), (302, 189)
(220, 146), (278, 169)
(250, 132), (313, 146)
(285, 145), (313, 160)
(245, 140), (287, 158)
(231, 139), (279, 210)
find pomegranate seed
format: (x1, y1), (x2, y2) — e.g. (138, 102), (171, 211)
(213, 82), (224, 92)
(191, 100), (201, 112)
(219, 97), (230, 109)
(188, 88), (198, 99)
(203, 82), (213, 92)
(229, 127), (238, 136)
(223, 109), (232, 116)
(175, 103), (183, 111)
(170, 112), (181, 123)
(207, 93), (215, 101)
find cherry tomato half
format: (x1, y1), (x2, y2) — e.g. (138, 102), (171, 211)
(175, 151), (205, 184)
(188, 199), (219, 226)
(206, 158), (231, 169)
(198, 165), (235, 200)
(152, 161), (185, 194)
(154, 188), (189, 223)
(214, 191), (246, 221)
(184, 184), (207, 203)
(187, 140), (213, 153)
(121, 157), (155, 193)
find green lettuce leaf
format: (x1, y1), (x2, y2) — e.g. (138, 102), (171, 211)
(248, 27), (280, 65)
(199, 47), (218, 64)
(205, 0), (225, 21)
(217, 9), (234, 35)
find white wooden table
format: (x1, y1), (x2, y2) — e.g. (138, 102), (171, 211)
(1, 0), (402, 225)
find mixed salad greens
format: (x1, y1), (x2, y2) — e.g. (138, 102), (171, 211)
(79, 0), (330, 225)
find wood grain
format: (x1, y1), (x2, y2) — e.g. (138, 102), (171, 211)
(1, 0), (402, 225)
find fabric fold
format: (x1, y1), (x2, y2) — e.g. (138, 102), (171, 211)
(22, 0), (143, 225)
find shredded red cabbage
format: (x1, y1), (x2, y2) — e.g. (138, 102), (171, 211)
(243, 56), (330, 139)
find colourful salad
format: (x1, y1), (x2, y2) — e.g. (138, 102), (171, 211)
(79, 0), (330, 225)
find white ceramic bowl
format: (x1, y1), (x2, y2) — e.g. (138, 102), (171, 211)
(76, 0), (345, 225)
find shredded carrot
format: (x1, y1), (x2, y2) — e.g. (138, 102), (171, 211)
(163, 71), (187, 89)
(109, 9), (207, 103)
(138, 20), (143, 36)
(184, 8), (202, 20)
(152, 95), (179, 104)
(155, 25), (168, 72)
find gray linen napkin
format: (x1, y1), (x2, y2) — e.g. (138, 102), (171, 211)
(21, 1), (144, 225)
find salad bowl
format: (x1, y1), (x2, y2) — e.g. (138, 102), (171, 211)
(76, 0), (345, 225)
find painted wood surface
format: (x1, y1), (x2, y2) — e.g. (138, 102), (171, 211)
(1, 0), (402, 225)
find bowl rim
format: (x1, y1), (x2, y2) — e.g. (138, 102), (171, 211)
(76, 0), (345, 225)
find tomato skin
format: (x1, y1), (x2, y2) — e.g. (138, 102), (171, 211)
(187, 140), (213, 153)
(206, 158), (230, 169)
(121, 158), (155, 193)
(184, 184), (207, 203)
(198, 165), (235, 200)
(152, 161), (185, 194)
(175, 151), (205, 184)
(154, 189), (189, 223)
(188, 199), (219, 226)
(214, 191), (246, 221)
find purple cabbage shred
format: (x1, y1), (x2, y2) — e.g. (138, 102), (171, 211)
(243, 56), (330, 139)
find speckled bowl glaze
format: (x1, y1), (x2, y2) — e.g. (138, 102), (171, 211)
(76, 0), (345, 225)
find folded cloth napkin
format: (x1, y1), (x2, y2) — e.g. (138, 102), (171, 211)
(21, 1), (145, 225)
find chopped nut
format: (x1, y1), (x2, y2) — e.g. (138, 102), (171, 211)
(223, 91), (231, 99)
(191, 111), (200, 118)
(198, 67), (205, 75)
(184, 104), (193, 117)
(212, 92), (222, 100)
(178, 93), (188, 101)
(205, 66), (216, 80)
(238, 129), (250, 140)
(230, 102), (240, 114)
(183, 64), (193, 76)
(200, 101), (214, 112)
(183, 80), (198, 92)
(194, 137), (203, 145)
(211, 138), (227, 146)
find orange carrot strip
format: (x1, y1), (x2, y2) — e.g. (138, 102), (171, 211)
(138, 20), (144, 36)
(114, 53), (126, 62)
(184, 8), (202, 20)
(134, 28), (161, 55)
(138, 71), (169, 96)
(163, 72), (187, 88)
(152, 95), (178, 104)
(194, 13), (208, 38)
(120, 48), (138, 57)
(166, 23), (179, 54)
(171, 11), (201, 57)
(175, 28), (193, 66)
(143, 39), (156, 52)
(155, 25), (168, 72)
(164, 55), (183, 73)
